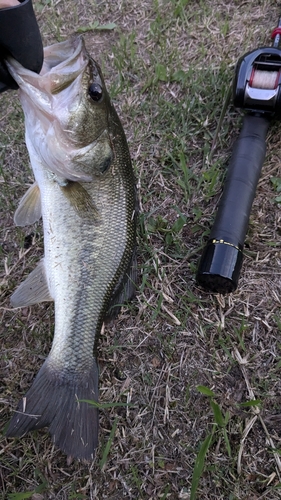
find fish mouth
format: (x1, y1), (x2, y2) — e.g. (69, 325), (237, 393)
(41, 37), (89, 94)
(6, 38), (97, 182)
(6, 36), (88, 97)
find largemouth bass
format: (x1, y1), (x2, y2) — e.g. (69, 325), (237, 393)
(5, 37), (137, 461)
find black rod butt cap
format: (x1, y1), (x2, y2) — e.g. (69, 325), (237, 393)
(196, 241), (243, 294)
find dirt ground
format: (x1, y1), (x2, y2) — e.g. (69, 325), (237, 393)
(1, 0), (281, 499)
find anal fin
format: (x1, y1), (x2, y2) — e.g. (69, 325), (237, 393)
(14, 182), (41, 227)
(11, 259), (53, 307)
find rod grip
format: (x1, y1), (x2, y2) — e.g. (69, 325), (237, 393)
(197, 114), (270, 293)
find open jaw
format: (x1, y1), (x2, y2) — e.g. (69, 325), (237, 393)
(6, 37), (88, 97)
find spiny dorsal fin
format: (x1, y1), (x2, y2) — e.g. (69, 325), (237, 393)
(11, 259), (53, 307)
(14, 182), (41, 227)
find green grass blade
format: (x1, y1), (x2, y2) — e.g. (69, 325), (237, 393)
(77, 21), (117, 33)
(210, 399), (224, 427)
(7, 491), (34, 500)
(79, 399), (132, 409)
(8, 493), (36, 500)
(7, 479), (47, 500)
(190, 433), (213, 500)
(99, 417), (118, 470)
(209, 84), (232, 162)
(130, 465), (143, 497)
(197, 385), (216, 397)
(239, 399), (262, 408)
(223, 427), (232, 458)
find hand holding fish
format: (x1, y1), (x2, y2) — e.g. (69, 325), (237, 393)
(0, 0), (43, 93)
(0, 1), (20, 7)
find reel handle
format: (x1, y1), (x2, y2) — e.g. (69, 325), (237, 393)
(196, 114), (270, 293)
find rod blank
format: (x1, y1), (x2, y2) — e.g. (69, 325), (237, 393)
(197, 114), (270, 293)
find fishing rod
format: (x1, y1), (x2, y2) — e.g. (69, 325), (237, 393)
(196, 15), (281, 294)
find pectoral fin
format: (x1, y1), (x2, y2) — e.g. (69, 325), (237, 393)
(14, 182), (41, 226)
(11, 260), (53, 307)
(60, 181), (99, 220)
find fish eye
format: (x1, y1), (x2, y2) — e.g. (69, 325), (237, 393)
(88, 83), (103, 102)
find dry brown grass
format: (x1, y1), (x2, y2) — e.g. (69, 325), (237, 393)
(1, 0), (281, 498)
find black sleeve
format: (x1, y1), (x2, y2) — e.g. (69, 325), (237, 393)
(0, 0), (43, 93)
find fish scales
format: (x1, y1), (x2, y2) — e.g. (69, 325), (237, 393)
(5, 37), (137, 460)
(43, 149), (132, 369)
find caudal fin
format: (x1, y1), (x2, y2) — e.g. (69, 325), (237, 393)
(6, 358), (99, 461)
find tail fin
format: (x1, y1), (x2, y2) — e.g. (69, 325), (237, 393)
(6, 358), (99, 461)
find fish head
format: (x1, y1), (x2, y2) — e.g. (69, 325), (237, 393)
(6, 37), (115, 182)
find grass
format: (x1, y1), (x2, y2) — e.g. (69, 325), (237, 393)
(1, 0), (281, 498)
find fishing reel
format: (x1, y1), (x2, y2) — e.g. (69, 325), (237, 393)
(234, 46), (281, 116)
(196, 21), (281, 294)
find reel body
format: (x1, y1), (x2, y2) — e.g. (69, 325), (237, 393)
(234, 47), (281, 115)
